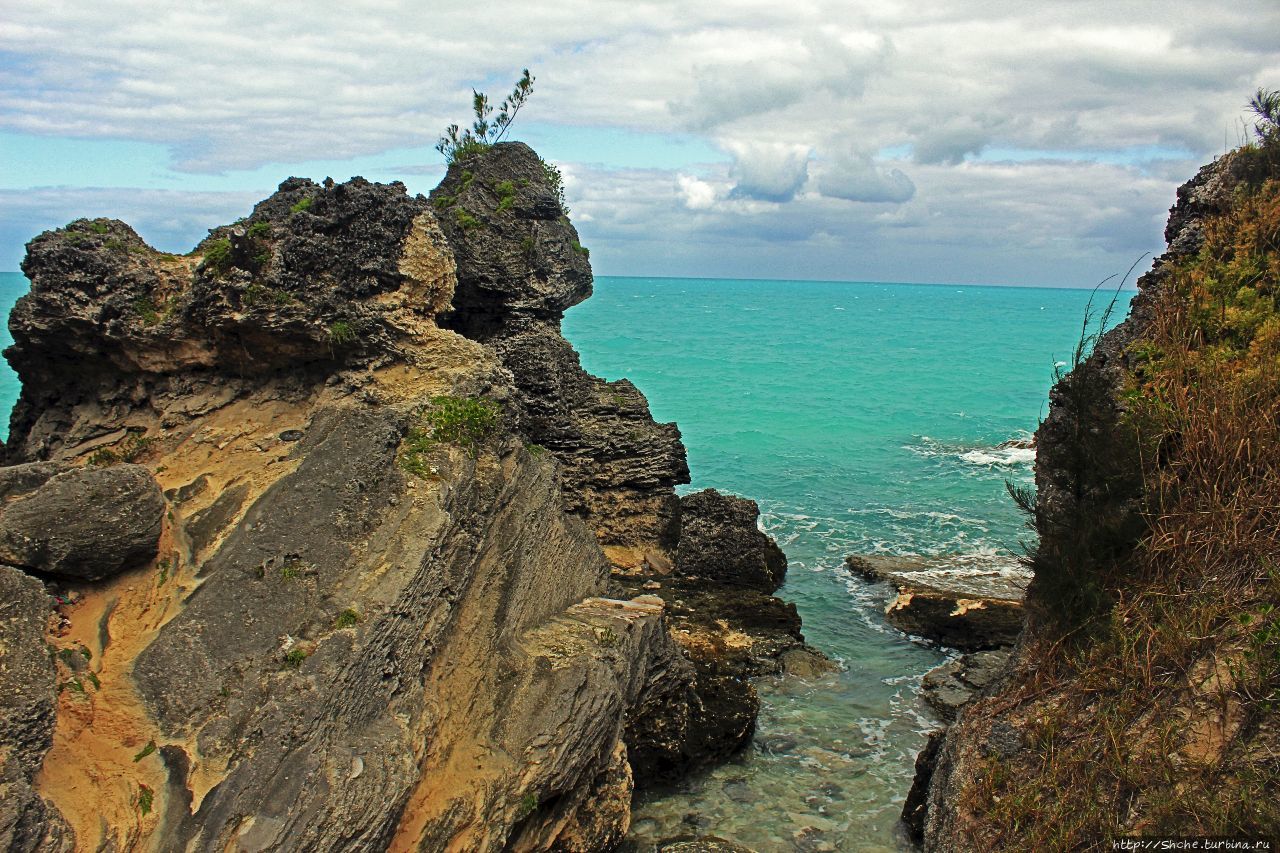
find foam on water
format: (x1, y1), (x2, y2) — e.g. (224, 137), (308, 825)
(561, 276), (1132, 851)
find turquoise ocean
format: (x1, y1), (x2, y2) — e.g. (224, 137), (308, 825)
(0, 271), (1131, 850)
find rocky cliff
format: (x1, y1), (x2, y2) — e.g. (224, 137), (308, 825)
(0, 143), (820, 852)
(915, 141), (1280, 847)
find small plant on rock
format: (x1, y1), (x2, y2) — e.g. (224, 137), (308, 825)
(436, 69), (535, 163)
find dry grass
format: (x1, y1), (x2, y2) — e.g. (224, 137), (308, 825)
(958, 151), (1280, 848)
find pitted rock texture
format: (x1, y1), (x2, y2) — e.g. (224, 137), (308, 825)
(8, 176), (455, 462)
(676, 489), (787, 592)
(0, 566), (72, 852)
(0, 463), (164, 581)
(431, 142), (690, 551)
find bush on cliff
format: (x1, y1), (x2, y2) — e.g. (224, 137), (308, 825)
(437, 69), (534, 163)
(967, 107), (1280, 849)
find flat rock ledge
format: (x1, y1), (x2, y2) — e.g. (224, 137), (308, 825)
(845, 554), (1025, 651)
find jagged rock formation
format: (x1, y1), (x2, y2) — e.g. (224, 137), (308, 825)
(430, 144), (690, 555)
(914, 147), (1280, 848)
(1, 142), (816, 851)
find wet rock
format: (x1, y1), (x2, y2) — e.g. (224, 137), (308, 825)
(0, 463), (164, 581)
(792, 825), (836, 852)
(902, 729), (944, 844)
(758, 734), (799, 755)
(278, 429), (304, 442)
(921, 648), (1012, 721)
(657, 836), (758, 852)
(845, 555), (1024, 650)
(779, 647), (839, 679)
(0, 565), (73, 851)
(677, 489), (786, 592)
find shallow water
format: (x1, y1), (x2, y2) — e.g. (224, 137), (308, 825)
(562, 276), (1133, 851)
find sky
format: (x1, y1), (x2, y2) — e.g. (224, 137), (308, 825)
(1, 1), (1278, 287)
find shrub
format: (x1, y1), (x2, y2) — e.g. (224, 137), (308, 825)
(327, 321), (358, 347)
(335, 609), (360, 629)
(400, 396), (502, 471)
(437, 69), (535, 163)
(247, 221), (272, 239)
(202, 238), (233, 275)
(541, 158), (569, 214)
(291, 197), (314, 213)
(284, 647), (311, 668)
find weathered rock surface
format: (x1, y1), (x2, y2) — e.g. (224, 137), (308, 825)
(2, 142), (812, 851)
(676, 489), (786, 592)
(921, 648), (1012, 722)
(846, 555), (1025, 650)
(0, 464), (164, 580)
(431, 142), (690, 552)
(0, 566), (72, 852)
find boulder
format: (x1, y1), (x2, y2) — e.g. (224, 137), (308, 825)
(0, 463), (164, 581)
(676, 490), (786, 592)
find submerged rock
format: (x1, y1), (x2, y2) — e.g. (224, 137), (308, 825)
(0, 463), (164, 580)
(921, 648), (1012, 722)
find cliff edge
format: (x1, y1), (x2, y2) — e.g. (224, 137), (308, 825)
(0, 143), (820, 852)
(915, 139), (1280, 847)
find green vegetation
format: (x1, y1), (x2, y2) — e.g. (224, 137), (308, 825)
(133, 740), (157, 762)
(433, 193), (456, 211)
(87, 432), (153, 467)
(202, 237), (233, 275)
(541, 158), (568, 214)
(400, 395), (502, 473)
(516, 791), (538, 820)
(291, 196), (314, 213)
(495, 179), (517, 212)
(971, 96), (1280, 848)
(436, 69), (534, 163)
(85, 220), (110, 235)
(137, 784), (153, 816)
(327, 320), (357, 347)
(284, 646), (312, 668)
(280, 559), (307, 581)
(248, 220), (272, 239)
(335, 608), (360, 629)
(157, 558), (170, 586)
(454, 208), (481, 230)
(571, 240), (589, 259)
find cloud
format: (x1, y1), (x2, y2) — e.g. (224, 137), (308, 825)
(677, 174), (719, 210)
(1, 0), (1277, 284)
(816, 151), (915, 203)
(726, 141), (810, 202)
(0, 187), (263, 269)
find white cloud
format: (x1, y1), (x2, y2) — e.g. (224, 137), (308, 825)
(726, 141), (811, 202)
(0, 0), (1277, 282)
(677, 174), (719, 210)
(816, 151), (916, 203)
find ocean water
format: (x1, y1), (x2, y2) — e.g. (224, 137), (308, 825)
(0, 271), (1129, 850)
(562, 276), (1133, 852)
(0, 273), (27, 439)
